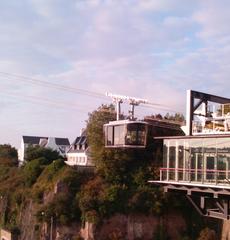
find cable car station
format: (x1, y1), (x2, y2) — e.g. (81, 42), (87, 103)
(150, 90), (230, 220)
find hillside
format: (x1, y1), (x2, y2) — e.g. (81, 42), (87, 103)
(0, 107), (222, 240)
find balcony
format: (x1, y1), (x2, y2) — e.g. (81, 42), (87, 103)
(159, 167), (230, 189)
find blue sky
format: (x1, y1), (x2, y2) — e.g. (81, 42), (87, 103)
(1, 0), (230, 147)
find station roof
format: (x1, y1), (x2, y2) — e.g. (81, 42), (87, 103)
(154, 133), (230, 140)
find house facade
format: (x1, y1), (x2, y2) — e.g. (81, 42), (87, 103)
(18, 136), (70, 162)
(65, 135), (94, 166)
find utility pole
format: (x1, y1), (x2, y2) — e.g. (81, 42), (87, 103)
(106, 92), (148, 120)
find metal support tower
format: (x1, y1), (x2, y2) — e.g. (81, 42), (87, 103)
(106, 92), (148, 120)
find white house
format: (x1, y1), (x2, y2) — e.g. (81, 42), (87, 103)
(18, 136), (70, 162)
(65, 135), (94, 166)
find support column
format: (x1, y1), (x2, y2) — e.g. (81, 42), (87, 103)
(223, 200), (230, 219)
(195, 154), (198, 182)
(186, 90), (194, 136)
(175, 141), (179, 181)
(166, 141), (170, 181)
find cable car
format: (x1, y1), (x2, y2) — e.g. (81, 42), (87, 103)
(103, 93), (185, 149)
(104, 120), (149, 148)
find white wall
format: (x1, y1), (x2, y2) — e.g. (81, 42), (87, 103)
(66, 152), (93, 166)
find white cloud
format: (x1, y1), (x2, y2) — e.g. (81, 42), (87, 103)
(1, 0), (230, 146)
(193, 0), (230, 43)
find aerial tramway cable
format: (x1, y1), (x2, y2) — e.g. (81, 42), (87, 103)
(0, 71), (183, 114)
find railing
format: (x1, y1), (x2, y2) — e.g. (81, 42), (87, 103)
(192, 120), (226, 134)
(221, 103), (230, 116)
(159, 168), (230, 186)
(192, 104), (230, 134)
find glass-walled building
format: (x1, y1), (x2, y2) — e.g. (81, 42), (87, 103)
(160, 135), (230, 186)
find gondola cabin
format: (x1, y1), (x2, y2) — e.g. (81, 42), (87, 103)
(104, 118), (184, 148)
(104, 120), (149, 148)
(103, 92), (183, 149)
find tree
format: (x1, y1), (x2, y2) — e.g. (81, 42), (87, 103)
(0, 144), (18, 167)
(86, 105), (154, 183)
(23, 158), (46, 186)
(25, 145), (62, 163)
(84, 104), (164, 218)
(164, 112), (185, 122)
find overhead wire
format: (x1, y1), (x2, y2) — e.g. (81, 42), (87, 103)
(0, 71), (108, 100)
(0, 71), (183, 114)
(0, 87), (118, 117)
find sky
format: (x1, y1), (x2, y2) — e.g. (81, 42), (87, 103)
(1, 0), (230, 148)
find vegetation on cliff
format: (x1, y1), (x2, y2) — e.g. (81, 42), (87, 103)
(0, 106), (221, 239)
(80, 105), (164, 223)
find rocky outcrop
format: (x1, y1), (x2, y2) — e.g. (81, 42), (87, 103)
(81, 212), (186, 240)
(222, 220), (230, 240)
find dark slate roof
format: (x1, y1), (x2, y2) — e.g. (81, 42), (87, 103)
(55, 138), (70, 146)
(23, 136), (70, 146)
(22, 136), (48, 144)
(73, 137), (81, 145)
(78, 136), (87, 145)
(67, 136), (88, 153)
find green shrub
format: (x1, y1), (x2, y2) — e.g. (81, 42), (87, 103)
(23, 158), (45, 186)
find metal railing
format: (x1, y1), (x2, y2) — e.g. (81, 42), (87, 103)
(159, 168), (230, 186)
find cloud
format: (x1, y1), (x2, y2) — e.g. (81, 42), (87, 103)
(193, 0), (230, 43)
(0, 0), (230, 147)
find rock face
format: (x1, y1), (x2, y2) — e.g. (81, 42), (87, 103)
(81, 213), (186, 240)
(18, 200), (37, 240)
(0, 179), (223, 240)
(222, 220), (230, 240)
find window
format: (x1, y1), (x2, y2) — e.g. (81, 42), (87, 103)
(203, 138), (216, 182)
(162, 137), (230, 185)
(126, 123), (146, 146)
(169, 140), (176, 180)
(106, 126), (114, 146)
(217, 138), (230, 181)
(189, 139), (203, 182)
(114, 125), (125, 145)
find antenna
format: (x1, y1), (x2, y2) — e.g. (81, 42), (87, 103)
(106, 92), (149, 120)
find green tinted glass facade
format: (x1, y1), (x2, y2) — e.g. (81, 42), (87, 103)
(161, 137), (230, 186)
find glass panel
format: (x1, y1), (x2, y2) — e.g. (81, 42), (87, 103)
(203, 138), (216, 183)
(197, 154), (203, 182)
(106, 126), (113, 146)
(178, 140), (184, 181)
(163, 140), (168, 168)
(206, 155), (215, 180)
(126, 124), (137, 145)
(217, 154), (227, 181)
(183, 139), (190, 181)
(114, 125), (125, 145)
(162, 140), (168, 180)
(169, 140), (176, 180)
(126, 123), (146, 146)
(190, 139), (203, 182)
(161, 137), (230, 186)
(137, 124), (146, 145)
(217, 138), (230, 183)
